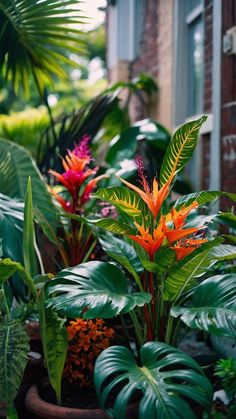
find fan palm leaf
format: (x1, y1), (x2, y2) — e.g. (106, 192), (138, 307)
(0, 0), (85, 96)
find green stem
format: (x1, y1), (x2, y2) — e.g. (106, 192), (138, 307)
(2, 286), (10, 320)
(165, 314), (174, 345)
(130, 310), (144, 348)
(82, 239), (97, 263)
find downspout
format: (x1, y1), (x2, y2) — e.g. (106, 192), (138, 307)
(210, 0), (222, 208)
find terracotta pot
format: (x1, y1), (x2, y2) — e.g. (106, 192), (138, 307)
(25, 384), (138, 419)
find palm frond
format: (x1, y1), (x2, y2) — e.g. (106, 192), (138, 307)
(0, 0), (85, 96)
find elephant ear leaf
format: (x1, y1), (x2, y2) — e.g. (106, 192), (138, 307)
(171, 274), (236, 338)
(0, 322), (29, 411)
(47, 261), (151, 318)
(94, 342), (213, 419)
(160, 116), (207, 186)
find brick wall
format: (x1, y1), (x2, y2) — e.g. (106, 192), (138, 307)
(201, 0), (213, 191)
(130, 0), (174, 128)
(221, 0), (236, 210)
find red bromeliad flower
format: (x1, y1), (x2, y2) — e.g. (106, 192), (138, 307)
(128, 220), (165, 259)
(49, 135), (106, 213)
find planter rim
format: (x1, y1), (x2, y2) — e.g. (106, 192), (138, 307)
(25, 383), (108, 419)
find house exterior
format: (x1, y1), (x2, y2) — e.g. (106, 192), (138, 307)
(106, 0), (236, 210)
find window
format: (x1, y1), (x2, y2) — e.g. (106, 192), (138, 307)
(173, 0), (204, 190)
(173, 0), (204, 124)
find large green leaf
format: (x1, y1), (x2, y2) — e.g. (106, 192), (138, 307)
(98, 232), (143, 288)
(39, 288), (67, 404)
(171, 274), (236, 338)
(94, 187), (149, 221)
(164, 239), (223, 301)
(210, 244), (236, 260)
(160, 116), (207, 186)
(173, 191), (236, 210)
(23, 178), (38, 278)
(0, 321), (29, 407)
(106, 119), (170, 166)
(87, 217), (135, 235)
(0, 138), (57, 228)
(0, 258), (36, 298)
(0, 0), (84, 96)
(217, 212), (236, 230)
(0, 193), (23, 262)
(94, 342), (213, 419)
(47, 261), (151, 318)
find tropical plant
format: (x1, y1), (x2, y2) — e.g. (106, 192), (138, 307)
(47, 135), (107, 268)
(46, 115), (236, 418)
(0, 0), (85, 97)
(0, 178), (68, 414)
(0, 108), (49, 157)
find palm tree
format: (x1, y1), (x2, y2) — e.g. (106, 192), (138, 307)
(0, 0), (85, 98)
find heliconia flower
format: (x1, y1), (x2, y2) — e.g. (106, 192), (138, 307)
(128, 220), (165, 258)
(172, 238), (208, 261)
(118, 176), (171, 219)
(164, 201), (204, 245)
(117, 155), (172, 219)
(164, 225), (204, 245)
(170, 201), (198, 229)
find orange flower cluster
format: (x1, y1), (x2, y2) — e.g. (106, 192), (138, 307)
(63, 318), (114, 387)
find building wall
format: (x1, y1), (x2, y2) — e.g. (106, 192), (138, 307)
(201, 0), (213, 190)
(221, 0), (236, 210)
(106, 0), (236, 203)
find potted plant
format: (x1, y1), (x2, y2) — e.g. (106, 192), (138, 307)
(42, 116), (236, 418)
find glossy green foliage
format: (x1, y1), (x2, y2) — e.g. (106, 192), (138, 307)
(0, 138), (57, 228)
(47, 261), (151, 318)
(164, 239), (223, 301)
(0, 322), (29, 408)
(88, 217), (135, 235)
(94, 342), (213, 419)
(39, 289), (67, 404)
(94, 186), (149, 222)
(23, 178), (38, 278)
(160, 116), (207, 186)
(0, 194), (23, 264)
(99, 232), (143, 288)
(0, 259), (36, 299)
(0, 0), (84, 96)
(174, 190), (236, 210)
(106, 118), (170, 168)
(172, 274), (236, 338)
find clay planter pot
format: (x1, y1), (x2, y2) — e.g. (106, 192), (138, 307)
(25, 384), (138, 419)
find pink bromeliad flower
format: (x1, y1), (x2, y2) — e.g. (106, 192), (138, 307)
(49, 135), (106, 213)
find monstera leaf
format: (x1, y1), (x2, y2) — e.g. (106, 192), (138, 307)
(94, 342), (213, 419)
(0, 138), (57, 228)
(0, 322), (29, 410)
(47, 261), (151, 318)
(171, 274), (236, 338)
(160, 116), (207, 186)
